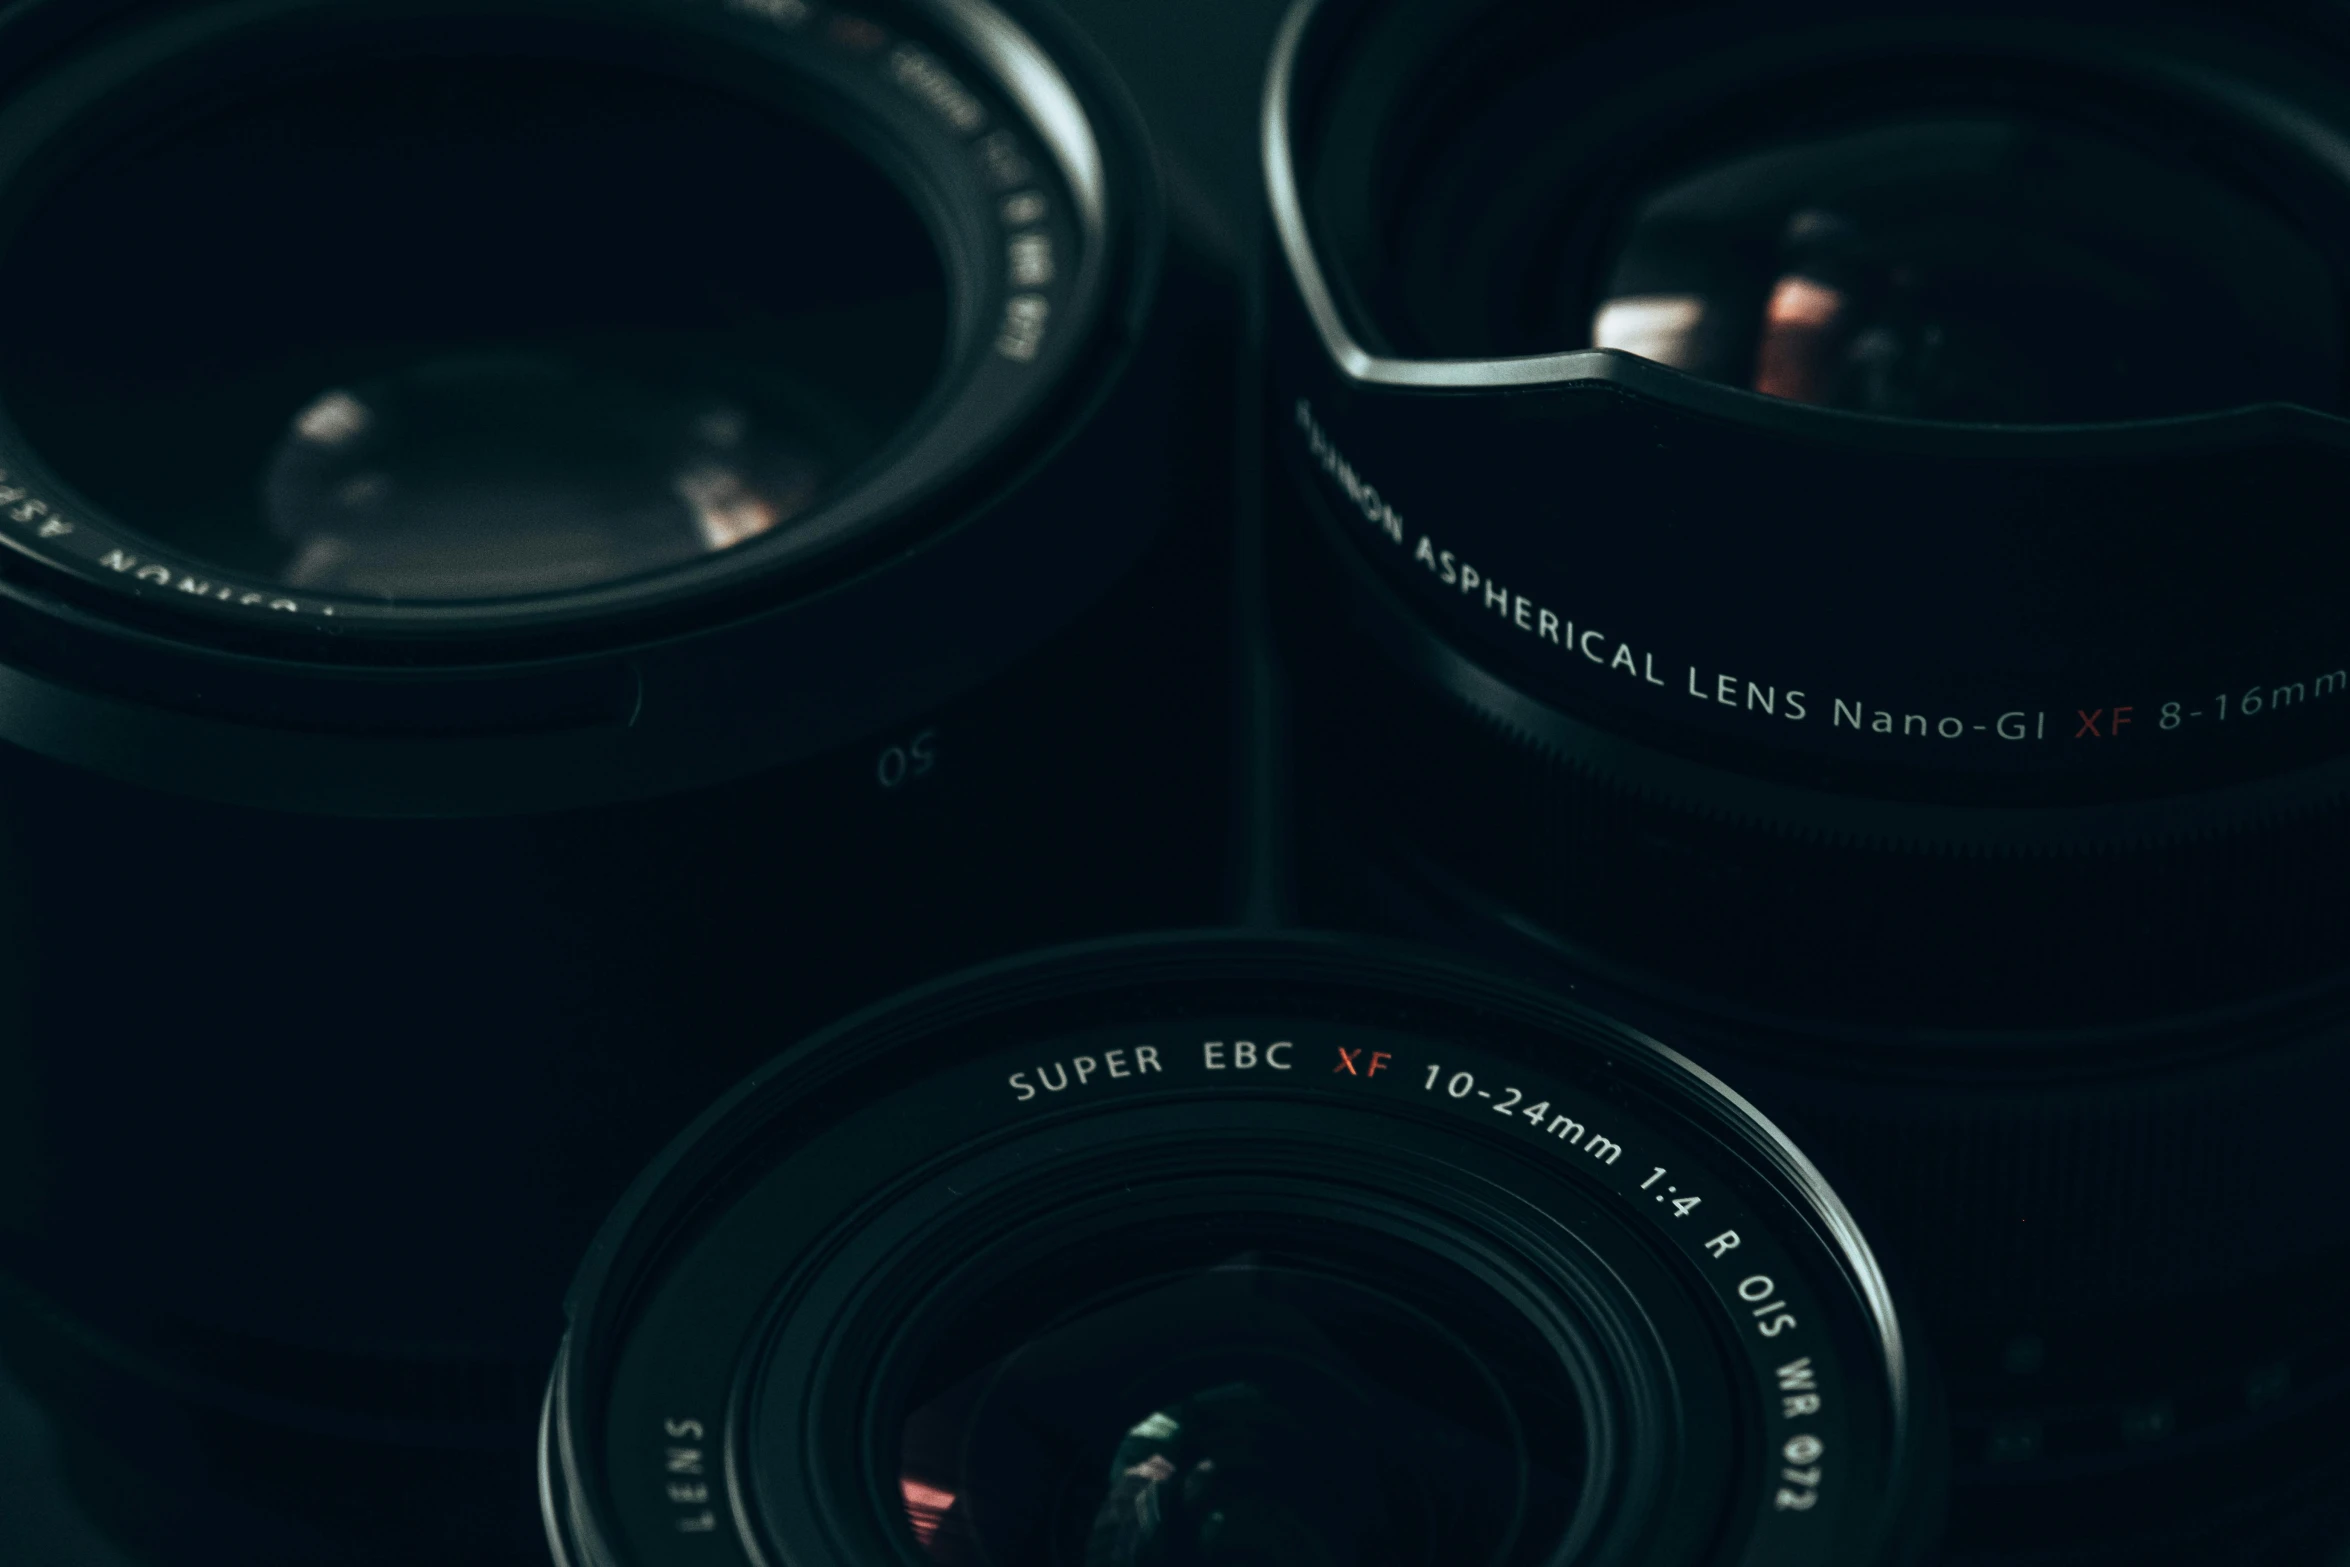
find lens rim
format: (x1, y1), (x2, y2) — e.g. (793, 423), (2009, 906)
(538, 932), (1934, 1567)
(0, 0), (1109, 639)
(779, 1140), (1697, 1567)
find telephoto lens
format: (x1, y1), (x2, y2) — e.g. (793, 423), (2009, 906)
(541, 932), (1939, 1567)
(1264, 0), (2350, 1560)
(0, 0), (1230, 1558)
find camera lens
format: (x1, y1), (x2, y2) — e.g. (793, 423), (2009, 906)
(0, 0), (1231, 1560)
(541, 934), (1937, 1567)
(1264, 0), (2350, 1558)
(0, 0), (1107, 682)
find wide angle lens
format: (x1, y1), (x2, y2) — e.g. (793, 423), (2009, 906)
(1264, 0), (2350, 1561)
(542, 934), (1936, 1567)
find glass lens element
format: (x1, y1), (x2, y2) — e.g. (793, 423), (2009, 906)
(0, 45), (947, 600)
(894, 1257), (1585, 1567)
(261, 359), (826, 598)
(1590, 112), (2342, 421)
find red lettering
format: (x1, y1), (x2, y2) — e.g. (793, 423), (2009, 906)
(2111, 706), (2133, 734)
(2074, 709), (2103, 738)
(1368, 1051), (1392, 1077)
(1334, 1048), (1361, 1075)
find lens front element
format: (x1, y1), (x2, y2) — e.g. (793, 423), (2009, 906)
(896, 1247), (1582, 1566)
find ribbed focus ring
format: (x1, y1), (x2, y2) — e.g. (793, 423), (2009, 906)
(1691, 1019), (2350, 1322)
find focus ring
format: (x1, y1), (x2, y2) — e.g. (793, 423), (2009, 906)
(1281, 469), (2350, 1029)
(1682, 1018), (2350, 1323)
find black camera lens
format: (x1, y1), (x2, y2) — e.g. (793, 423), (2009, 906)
(541, 934), (1938, 1567)
(0, 0), (1232, 1560)
(1264, 0), (2350, 1559)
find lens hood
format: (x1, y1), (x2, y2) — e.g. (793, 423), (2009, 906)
(1265, 0), (2350, 1025)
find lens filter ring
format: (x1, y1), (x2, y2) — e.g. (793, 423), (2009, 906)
(541, 933), (1935, 1567)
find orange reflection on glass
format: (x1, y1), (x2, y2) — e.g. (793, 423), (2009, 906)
(901, 1475), (958, 1549)
(674, 461), (821, 552)
(1753, 275), (1847, 404)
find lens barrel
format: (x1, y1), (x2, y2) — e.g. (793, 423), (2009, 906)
(0, 0), (1230, 1559)
(541, 933), (1938, 1567)
(1263, 0), (2350, 1560)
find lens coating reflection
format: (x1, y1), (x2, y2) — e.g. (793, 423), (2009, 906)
(261, 358), (826, 598)
(0, 43), (947, 600)
(1590, 112), (2342, 421)
(894, 1256), (1585, 1567)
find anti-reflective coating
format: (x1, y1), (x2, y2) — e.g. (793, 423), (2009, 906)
(0, 45), (946, 601)
(892, 1240), (1586, 1566)
(1588, 110), (2343, 422)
